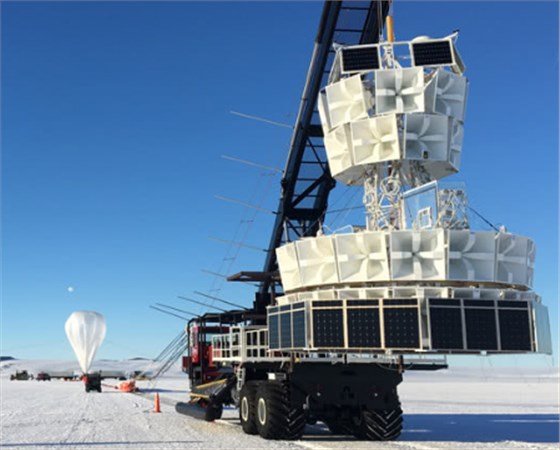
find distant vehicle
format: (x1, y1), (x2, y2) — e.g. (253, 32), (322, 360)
(36, 372), (51, 381)
(84, 373), (102, 393)
(10, 370), (33, 381)
(49, 371), (78, 381)
(98, 370), (126, 380)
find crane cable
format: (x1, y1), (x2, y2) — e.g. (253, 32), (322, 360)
(467, 206), (500, 232)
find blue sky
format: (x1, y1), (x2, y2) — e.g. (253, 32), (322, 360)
(2, 1), (558, 368)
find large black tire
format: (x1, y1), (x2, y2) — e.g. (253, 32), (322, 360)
(354, 407), (403, 441)
(255, 382), (305, 440)
(255, 382), (287, 439)
(239, 382), (259, 435)
(285, 401), (306, 440)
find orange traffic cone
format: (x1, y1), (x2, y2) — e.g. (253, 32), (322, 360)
(153, 393), (161, 413)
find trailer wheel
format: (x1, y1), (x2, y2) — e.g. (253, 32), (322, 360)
(285, 405), (306, 440)
(255, 382), (286, 439)
(239, 382), (259, 435)
(355, 407), (403, 441)
(255, 381), (305, 440)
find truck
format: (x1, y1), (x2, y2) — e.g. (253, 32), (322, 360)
(36, 372), (51, 381)
(83, 373), (102, 393)
(10, 370), (33, 381)
(175, 1), (552, 442)
(49, 370), (78, 381)
(98, 370), (127, 380)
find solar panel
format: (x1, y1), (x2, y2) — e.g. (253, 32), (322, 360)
(384, 299), (418, 306)
(341, 46), (380, 73)
(313, 300), (342, 307)
(429, 306), (464, 350)
(499, 309), (532, 351)
(347, 308), (381, 348)
(292, 310), (306, 348)
(268, 315), (279, 349)
(384, 308), (420, 349)
(313, 309), (344, 347)
(465, 309), (498, 350)
(412, 40), (454, 67)
(347, 299), (379, 306)
(280, 313), (292, 348)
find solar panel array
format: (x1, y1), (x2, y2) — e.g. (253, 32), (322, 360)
(268, 297), (535, 353)
(341, 46), (380, 73)
(429, 299), (533, 352)
(412, 40), (454, 66)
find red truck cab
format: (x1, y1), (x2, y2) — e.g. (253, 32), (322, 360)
(183, 323), (229, 387)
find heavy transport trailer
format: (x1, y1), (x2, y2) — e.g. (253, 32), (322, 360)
(175, 290), (549, 441)
(175, 293), (447, 440)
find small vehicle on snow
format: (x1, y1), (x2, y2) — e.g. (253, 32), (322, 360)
(10, 370), (33, 381)
(83, 373), (102, 393)
(36, 372), (51, 381)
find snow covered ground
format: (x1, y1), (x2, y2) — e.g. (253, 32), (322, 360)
(1, 359), (558, 450)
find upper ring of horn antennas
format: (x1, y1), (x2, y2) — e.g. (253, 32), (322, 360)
(318, 32), (469, 232)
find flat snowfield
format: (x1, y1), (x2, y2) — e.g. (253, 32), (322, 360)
(1, 361), (558, 450)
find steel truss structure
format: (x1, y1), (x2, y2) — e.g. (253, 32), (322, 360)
(259, 1), (391, 295)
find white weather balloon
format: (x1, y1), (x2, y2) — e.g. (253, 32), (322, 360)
(65, 311), (106, 374)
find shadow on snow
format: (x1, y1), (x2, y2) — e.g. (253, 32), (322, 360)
(304, 414), (559, 443)
(138, 388), (187, 394)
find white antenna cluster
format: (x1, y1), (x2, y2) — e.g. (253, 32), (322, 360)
(273, 30), (552, 355)
(320, 34), (467, 231)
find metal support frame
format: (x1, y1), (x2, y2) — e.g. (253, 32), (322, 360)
(260, 1), (391, 296)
